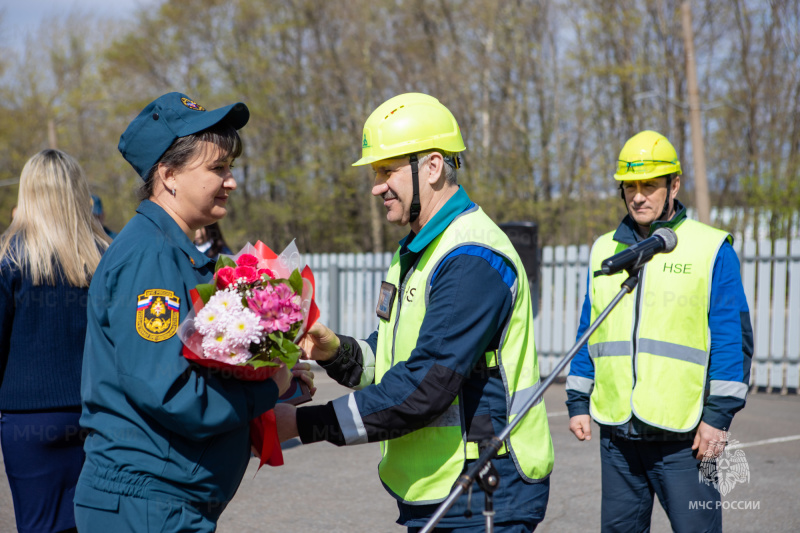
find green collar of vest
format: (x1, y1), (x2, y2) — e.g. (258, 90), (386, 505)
(399, 185), (473, 254)
(614, 199), (687, 245)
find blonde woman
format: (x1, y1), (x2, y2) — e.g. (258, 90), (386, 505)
(0, 149), (110, 533)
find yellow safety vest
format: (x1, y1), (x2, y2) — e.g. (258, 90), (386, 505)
(587, 219), (732, 431)
(375, 206), (554, 504)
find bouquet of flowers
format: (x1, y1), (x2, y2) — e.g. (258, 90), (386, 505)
(178, 240), (319, 468)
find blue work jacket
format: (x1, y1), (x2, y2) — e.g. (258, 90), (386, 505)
(566, 202), (753, 439)
(297, 188), (549, 528)
(77, 200), (279, 518)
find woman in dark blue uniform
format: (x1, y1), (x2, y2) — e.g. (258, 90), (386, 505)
(0, 149), (111, 533)
(74, 92), (306, 532)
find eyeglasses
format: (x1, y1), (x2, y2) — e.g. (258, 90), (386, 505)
(616, 160), (675, 175)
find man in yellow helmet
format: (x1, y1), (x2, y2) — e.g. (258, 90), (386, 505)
(566, 130), (753, 532)
(276, 93), (554, 532)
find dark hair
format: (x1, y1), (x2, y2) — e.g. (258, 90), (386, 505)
(201, 222), (230, 258)
(137, 124), (243, 201)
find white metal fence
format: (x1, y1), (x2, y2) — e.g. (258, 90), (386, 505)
(305, 253), (394, 340)
(305, 238), (800, 393)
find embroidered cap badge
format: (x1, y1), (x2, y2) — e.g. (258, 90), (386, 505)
(180, 97), (206, 111)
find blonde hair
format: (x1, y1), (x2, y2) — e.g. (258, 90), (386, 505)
(0, 149), (110, 287)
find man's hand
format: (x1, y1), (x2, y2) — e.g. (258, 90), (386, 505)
(692, 421), (727, 460)
(274, 402), (299, 442)
(299, 322), (339, 362)
(569, 414), (592, 441)
(291, 362), (317, 396)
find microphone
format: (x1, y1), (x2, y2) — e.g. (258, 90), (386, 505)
(601, 228), (678, 275)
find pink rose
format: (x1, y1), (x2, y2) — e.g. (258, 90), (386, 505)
(215, 266), (236, 289)
(234, 266), (259, 284)
(237, 254), (259, 268)
(258, 268), (275, 280)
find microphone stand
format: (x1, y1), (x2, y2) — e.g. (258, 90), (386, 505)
(419, 269), (641, 533)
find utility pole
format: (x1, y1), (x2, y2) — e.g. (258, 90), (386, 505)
(47, 119), (58, 150)
(682, 1), (711, 224)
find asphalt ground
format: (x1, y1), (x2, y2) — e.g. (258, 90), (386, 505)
(2, 370), (798, 532)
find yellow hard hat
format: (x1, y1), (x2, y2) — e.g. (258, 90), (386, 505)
(353, 93), (466, 167)
(614, 130), (681, 181)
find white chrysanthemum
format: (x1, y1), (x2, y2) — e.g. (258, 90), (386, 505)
(195, 302), (227, 336)
(225, 308), (264, 346)
(200, 333), (251, 364)
(201, 331), (229, 359)
(225, 345), (252, 365)
(213, 288), (243, 311)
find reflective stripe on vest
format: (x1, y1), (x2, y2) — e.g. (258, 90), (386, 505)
(375, 206), (554, 504)
(587, 219), (731, 432)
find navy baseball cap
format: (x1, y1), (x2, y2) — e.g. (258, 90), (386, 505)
(118, 92), (250, 180)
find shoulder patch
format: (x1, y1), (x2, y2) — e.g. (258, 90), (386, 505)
(136, 289), (181, 342)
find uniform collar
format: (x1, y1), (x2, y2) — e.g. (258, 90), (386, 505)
(136, 200), (215, 270)
(613, 199), (687, 245)
(400, 186), (473, 253)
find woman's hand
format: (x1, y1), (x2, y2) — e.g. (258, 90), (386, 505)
(299, 322), (339, 363)
(269, 362), (292, 396)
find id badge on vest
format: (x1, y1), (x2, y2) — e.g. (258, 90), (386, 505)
(376, 281), (397, 320)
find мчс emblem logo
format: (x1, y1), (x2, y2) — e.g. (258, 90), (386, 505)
(699, 434), (750, 496)
(180, 97), (206, 111)
(136, 289), (181, 342)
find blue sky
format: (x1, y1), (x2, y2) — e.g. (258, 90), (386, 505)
(0, 0), (161, 42)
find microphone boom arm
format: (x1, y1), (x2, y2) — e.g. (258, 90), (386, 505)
(419, 271), (642, 533)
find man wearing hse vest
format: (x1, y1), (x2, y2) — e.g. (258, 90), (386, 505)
(566, 130), (753, 532)
(276, 93), (554, 531)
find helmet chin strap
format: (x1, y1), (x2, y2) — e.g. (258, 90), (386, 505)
(409, 153), (421, 223)
(659, 174), (673, 222)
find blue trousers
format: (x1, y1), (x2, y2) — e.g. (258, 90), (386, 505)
(600, 434), (721, 533)
(0, 409), (84, 533)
